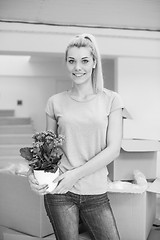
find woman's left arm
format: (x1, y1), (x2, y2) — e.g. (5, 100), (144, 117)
(53, 108), (123, 194)
(75, 108), (123, 178)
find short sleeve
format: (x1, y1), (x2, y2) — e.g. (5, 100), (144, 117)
(110, 92), (124, 113)
(45, 97), (56, 120)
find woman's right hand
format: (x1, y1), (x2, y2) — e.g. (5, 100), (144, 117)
(27, 169), (48, 195)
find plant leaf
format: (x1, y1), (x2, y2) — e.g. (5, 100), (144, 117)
(20, 147), (33, 161)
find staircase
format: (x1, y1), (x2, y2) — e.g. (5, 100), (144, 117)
(0, 110), (35, 173)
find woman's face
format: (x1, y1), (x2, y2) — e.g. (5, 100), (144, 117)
(66, 46), (96, 86)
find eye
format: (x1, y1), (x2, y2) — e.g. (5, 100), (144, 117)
(68, 59), (75, 64)
(82, 59), (89, 64)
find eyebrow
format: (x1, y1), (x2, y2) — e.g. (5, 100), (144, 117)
(68, 56), (90, 59)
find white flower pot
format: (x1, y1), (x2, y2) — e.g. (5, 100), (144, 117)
(34, 169), (59, 193)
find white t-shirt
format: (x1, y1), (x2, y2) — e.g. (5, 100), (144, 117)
(45, 88), (124, 195)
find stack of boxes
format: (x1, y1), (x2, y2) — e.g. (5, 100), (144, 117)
(108, 138), (160, 240)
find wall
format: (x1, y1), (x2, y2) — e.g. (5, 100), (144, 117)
(0, 23), (160, 58)
(117, 57), (160, 177)
(0, 76), (57, 131)
(102, 58), (115, 91)
(0, 57), (61, 131)
(0, 23), (160, 137)
(118, 57), (160, 140)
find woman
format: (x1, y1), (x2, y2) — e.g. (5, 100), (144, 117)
(28, 33), (123, 240)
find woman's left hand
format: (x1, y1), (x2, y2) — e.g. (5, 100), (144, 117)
(51, 169), (80, 194)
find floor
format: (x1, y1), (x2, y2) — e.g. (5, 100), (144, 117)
(148, 227), (160, 240)
(0, 224), (160, 240)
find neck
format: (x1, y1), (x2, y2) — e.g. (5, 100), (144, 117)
(69, 84), (97, 101)
(71, 82), (95, 98)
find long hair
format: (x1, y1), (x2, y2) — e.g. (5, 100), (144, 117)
(65, 33), (104, 93)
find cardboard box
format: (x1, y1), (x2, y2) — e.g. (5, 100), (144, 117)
(108, 178), (160, 240)
(108, 139), (160, 181)
(1, 227), (90, 240)
(0, 226), (91, 240)
(0, 225), (4, 240)
(123, 119), (160, 141)
(0, 174), (53, 237)
(1, 227), (55, 240)
(0, 174), (91, 239)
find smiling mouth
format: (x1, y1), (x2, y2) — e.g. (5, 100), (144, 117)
(73, 73), (85, 77)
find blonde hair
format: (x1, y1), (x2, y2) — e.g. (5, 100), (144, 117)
(65, 33), (104, 93)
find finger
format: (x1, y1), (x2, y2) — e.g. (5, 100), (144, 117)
(55, 188), (68, 194)
(27, 168), (33, 177)
(31, 184), (49, 195)
(52, 183), (67, 194)
(29, 177), (39, 185)
(59, 189), (68, 194)
(28, 172), (39, 185)
(51, 185), (61, 194)
(32, 187), (48, 195)
(37, 187), (49, 195)
(32, 183), (48, 191)
(53, 174), (64, 183)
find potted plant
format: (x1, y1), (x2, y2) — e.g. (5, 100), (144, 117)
(20, 130), (65, 192)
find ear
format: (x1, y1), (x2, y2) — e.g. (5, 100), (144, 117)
(93, 59), (96, 69)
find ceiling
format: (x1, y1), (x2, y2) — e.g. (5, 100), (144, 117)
(0, 0), (160, 31)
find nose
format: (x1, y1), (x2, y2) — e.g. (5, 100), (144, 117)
(75, 62), (81, 71)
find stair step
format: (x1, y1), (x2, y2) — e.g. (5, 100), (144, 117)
(0, 144), (32, 156)
(0, 155), (24, 161)
(0, 117), (31, 125)
(0, 134), (33, 144)
(0, 125), (34, 134)
(0, 109), (15, 117)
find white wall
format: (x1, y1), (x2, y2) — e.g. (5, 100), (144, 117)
(0, 57), (63, 131)
(0, 75), (56, 131)
(118, 57), (160, 140)
(0, 23), (160, 136)
(1, 23), (160, 58)
(102, 58), (115, 91)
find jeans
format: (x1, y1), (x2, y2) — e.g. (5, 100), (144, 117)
(44, 191), (120, 240)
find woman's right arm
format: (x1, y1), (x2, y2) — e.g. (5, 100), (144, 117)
(27, 114), (57, 195)
(45, 113), (58, 132)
